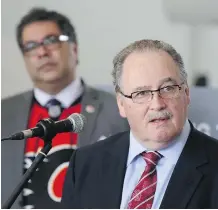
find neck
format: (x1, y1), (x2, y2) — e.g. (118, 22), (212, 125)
(138, 139), (173, 151)
(131, 131), (176, 151)
(35, 77), (74, 95)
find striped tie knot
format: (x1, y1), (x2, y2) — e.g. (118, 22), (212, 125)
(141, 151), (162, 168)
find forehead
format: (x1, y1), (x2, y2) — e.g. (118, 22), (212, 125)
(22, 21), (61, 43)
(121, 50), (180, 90)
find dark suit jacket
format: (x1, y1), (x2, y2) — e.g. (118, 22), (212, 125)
(1, 84), (129, 208)
(61, 123), (218, 209)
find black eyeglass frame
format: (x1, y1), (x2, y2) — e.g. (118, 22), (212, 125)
(117, 82), (185, 104)
(22, 34), (70, 55)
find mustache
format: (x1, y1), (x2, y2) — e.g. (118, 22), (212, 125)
(147, 110), (173, 122)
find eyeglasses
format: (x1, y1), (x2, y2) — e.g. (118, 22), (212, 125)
(22, 34), (69, 56)
(118, 83), (184, 104)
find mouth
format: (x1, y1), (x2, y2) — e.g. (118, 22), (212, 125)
(38, 62), (57, 71)
(149, 117), (170, 123)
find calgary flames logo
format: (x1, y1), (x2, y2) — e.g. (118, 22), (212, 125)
(23, 144), (76, 206)
(47, 162), (69, 202)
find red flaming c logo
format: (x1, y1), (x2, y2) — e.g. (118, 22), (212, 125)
(47, 162), (69, 202)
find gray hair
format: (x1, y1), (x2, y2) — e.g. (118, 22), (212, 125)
(112, 39), (187, 91)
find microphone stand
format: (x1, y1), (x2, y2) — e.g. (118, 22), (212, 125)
(2, 119), (57, 209)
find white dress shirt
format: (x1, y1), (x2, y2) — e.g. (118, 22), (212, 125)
(34, 77), (84, 108)
(120, 119), (191, 209)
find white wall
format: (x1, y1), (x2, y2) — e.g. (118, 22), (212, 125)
(163, 0), (218, 88)
(190, 25), (218, 87)
(1, 0), (193, 99)
(164, 0), (218, 25)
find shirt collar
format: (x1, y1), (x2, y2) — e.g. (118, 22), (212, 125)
(34, 77), (84, 108)
(127, 119), (191, 166)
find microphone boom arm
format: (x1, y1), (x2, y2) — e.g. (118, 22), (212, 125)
(2, 119), (57, 209)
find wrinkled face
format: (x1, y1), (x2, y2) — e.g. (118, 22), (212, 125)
(21, 21), (78, 85)
(117, 50), (190, 149)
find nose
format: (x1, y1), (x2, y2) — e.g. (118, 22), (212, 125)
(36, 45), (49, 58)
(149, 91), (166, 111)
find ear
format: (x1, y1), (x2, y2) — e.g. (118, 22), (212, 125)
(70, 43), (79, 64)
(69, 43), (77, 55)
(116, 94), (127, 118)
(184, 85), (190, 105)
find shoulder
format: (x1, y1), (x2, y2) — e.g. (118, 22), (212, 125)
(193, 128), (218, 158)
(85, 85), (116, 102)
(195, 128), (218, 146)
(84, 85), (126, 119)
(1, 91), (33, 121)
(75, 131), (128, 157)
(1, 91), (32, 106)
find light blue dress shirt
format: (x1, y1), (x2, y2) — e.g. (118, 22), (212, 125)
(120, 119), (191, 209)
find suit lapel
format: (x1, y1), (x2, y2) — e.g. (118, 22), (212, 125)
(78, 85), (101, 147)
(98, 132), (130, 208)
(160, 125), (208, 209)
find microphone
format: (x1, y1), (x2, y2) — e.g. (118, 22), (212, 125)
(4, 113), (86, 140)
